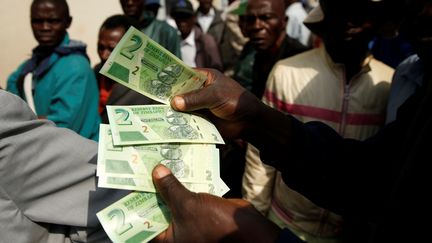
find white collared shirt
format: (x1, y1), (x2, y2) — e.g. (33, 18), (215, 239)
(181, 29), (197, 67)
(197, 8), (215, 33)
(285, 2), (311, 47)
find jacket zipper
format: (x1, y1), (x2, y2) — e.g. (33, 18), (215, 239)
(340, 73), (350, 136)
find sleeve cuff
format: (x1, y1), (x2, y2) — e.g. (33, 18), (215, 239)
(275, 228), (305, 243)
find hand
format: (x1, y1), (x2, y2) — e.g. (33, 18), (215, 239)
(171, 68), (264, 139)
(151, 165), (281, 243)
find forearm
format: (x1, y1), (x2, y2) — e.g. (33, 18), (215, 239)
(242, 102), (295, 161)
(242, 101), (398, 217)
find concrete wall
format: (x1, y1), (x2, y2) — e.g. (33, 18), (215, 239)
(0, 0), (226, 88)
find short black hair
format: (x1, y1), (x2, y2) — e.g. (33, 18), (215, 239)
(32, 0), (70, 17)
(100, 14), (139, 32)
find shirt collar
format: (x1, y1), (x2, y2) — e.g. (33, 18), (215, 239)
(198, 7), (215, 17)
(182, 29), (196, 47)
(321, 45), (372, 76)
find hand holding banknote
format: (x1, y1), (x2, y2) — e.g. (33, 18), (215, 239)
(170, 68), (264, 139)
(151, 165), (281, 243)
(100, 27), (207, 105)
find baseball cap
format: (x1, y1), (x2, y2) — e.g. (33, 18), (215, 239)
(145, 0), (160, 6)
(303, 5), (324, 25)
(171, 0), (195, 17)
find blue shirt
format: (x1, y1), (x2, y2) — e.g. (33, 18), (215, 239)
(386, 54), (424, 123)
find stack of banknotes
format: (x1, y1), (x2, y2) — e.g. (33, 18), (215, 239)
(96, 27), (228, 242)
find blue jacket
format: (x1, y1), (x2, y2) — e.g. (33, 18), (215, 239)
(7, 34), (100, 141)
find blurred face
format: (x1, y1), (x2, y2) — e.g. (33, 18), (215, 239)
(120, 0), (144, 20)
(31, 1), (71, 47)
(403, 1), (432, 64)
(320, 2), (378, 62)
(241, 0), (287, 52)
(173, 14), (196, 39)
(98, 27), (126, 64)
(198, 0), (213, 14)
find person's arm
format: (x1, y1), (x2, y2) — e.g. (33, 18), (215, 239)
(6, 62), (26, 95)
(242, 143), (276, 214)
(202, 33), (224, 71)
(0, 90), (127, 242)
(151, 165), (284, 243)
(170, 68), (298, 152)
(171, 69), (400, 218)
(47, 55), (100, 139)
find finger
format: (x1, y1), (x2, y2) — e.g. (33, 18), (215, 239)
(228, 198), (255, 209)
(152, 164), (190, 209)
(171, 70), (222, 112)
(151, 229), (168, 243)
(151, 224), (174, 243)
(194, 68), (214, 87)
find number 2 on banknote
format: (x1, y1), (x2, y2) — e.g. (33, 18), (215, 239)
(143, 221), (153, 229)
(108, 208), (133, 235)
(115, 109), (132, 125)
(131, 154), (139, 164)
(121, 35), (143, 60)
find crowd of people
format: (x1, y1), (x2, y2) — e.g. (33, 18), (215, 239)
(1, 0), (431, 242)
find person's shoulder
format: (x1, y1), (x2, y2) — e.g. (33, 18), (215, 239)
(154, 19), (178, 33)
(396, 54), (421, 71)
(0, 89), (35, 120)
(370, 56), (396, 74)
(52, 55), (94, 82)
(277, 48), (320, 69)
(11, 59), (31, 74)
(211, 8), (225, 25)
(214, 8), (223, 17)
(286, 2), (308, 17)
(392, 54), (423, 83)
(56, 53), (91, 70)
(0, 89), (19, 102)
(6, 59), (31, 86)
(284, 35), (309, 52)
(196, 27), (216, 43)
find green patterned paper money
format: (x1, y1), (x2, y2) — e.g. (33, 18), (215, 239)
(98, 176), (229, 197)
(99, 26), (207, 104)
(97, 192), (170, 243)
(98, 150), (226, 196)
(97, 125), (219, 184)
(107, 105), (224, 146)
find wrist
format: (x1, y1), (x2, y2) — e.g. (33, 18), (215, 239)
(241, 102), (294, 159)
(275, 228), (305, 243)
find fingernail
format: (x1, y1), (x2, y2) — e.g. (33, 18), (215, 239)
(172, 96), (185, 110)
(154, 165), (171, 179)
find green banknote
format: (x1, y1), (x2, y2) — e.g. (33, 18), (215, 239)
(98, 176), (229, 197)
(107, 105), (224, 146)
(97, 192), (170, 243)
(97, 124), (219, 184)
(99, 26), (207, 104)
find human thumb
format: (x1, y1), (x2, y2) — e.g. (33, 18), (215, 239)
(152, 164), (190, 210)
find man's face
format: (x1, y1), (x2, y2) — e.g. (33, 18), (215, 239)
(173, 14), (196, 39)
(198, 0), (213, 14)
(241, 0), (286, 52)
(120, 0), (144, 20)
(320, 2), (378, 62)
(403, 2), (432, 64)
(98, 27), (126, 64)
(31, 1), (71, 48)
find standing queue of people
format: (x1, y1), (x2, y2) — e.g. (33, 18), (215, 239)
(2, 0), (431, 242)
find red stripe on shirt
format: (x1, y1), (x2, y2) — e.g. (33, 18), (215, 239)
(264, 91), (384, 126)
